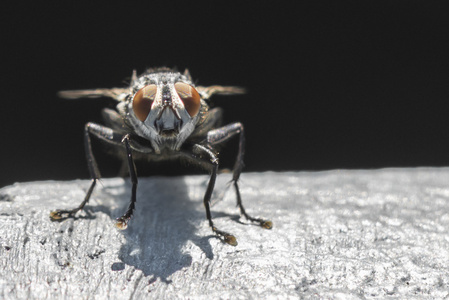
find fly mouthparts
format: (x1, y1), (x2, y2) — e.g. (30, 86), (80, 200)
(160, 129), (179, 137)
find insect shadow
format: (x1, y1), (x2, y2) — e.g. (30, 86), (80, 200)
(109, 175), (219, 282)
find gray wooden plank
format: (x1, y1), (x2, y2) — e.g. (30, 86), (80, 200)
(1, 169), (449, 299)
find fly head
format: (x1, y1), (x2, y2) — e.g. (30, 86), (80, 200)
(125, 69), (205, 153)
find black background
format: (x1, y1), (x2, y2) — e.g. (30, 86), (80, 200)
(2, 2), (449, 187)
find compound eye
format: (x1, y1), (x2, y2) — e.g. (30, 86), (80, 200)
(133, 85), (157, 121)
(174, 82), (201, 117)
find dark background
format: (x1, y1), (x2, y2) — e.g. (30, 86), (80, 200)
(2, 2), (449, 187)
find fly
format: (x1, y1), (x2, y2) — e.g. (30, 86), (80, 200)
(49, 67), (272, 246)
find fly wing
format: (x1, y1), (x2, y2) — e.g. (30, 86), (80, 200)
(57, 88), (131, 101)
(196, 85), (246, 100)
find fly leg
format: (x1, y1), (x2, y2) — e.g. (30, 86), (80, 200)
(115, 134), (138, 230)
(50, 123), (124, 221)
(207, 123), (273, 229)
(193, 144), (237, 246)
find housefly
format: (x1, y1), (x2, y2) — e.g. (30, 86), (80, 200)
(50, 67), (272, 246)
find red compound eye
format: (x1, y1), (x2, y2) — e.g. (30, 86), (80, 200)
(174, 82), (201, 117)
(132, 85), (157, 121)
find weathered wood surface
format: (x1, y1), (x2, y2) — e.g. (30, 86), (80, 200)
(1, 169), (449, 299)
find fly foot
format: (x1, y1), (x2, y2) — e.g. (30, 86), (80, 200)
(212, 226), (238, 246)
(49, 210), (63, 220)
(49, 209), (76, 221)
(115, 217), (129, 230)
(223, 234), (238, 246)
(261, 220), (273, 229)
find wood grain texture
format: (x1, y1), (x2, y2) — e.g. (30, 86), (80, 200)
(1, 170), (449, 299)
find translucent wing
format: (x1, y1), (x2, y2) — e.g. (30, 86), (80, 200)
(196, 85), (246, 100)
(57, 88), (130, 101)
